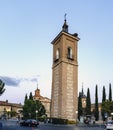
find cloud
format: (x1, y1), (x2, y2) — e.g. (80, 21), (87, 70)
(0, 76), (21, 86)
(0, 75), (38, 87)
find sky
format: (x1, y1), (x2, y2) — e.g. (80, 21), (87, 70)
(0, 0), (113, 104)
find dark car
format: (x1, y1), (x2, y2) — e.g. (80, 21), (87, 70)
(20, 119), (39, 127)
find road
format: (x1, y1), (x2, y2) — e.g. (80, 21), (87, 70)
(0, 120), (105, 130)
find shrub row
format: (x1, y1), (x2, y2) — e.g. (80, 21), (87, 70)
(38, 117), (76, 124)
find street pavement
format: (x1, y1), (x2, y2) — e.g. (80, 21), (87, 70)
(0, 120), (106, 130)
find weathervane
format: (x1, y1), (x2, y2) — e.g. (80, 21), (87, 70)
(62, 13), (68, 32)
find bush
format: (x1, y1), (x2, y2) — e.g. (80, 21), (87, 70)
(51, 118), (68, 124)
(67, 120), (76, 124)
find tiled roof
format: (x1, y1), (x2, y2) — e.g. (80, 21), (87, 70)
(0, 100), (23, 108)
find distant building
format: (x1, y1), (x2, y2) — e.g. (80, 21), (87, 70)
(79, 87), (87, 109)
(0, 100), (23, 119)
(33, 86), (51, 117)
(79, 87), (102, 119)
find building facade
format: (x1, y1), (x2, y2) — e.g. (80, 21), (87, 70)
(0, 100), (23, 119)
(33, 87), (51, 117)
(50, 18), (80, 121)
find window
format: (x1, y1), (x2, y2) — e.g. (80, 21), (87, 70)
(54, 48), (60, 62)
(67, 47), (73, 59)
(56, 48), (60, 60)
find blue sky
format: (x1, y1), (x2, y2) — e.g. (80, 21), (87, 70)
(0, 0), (113, 104)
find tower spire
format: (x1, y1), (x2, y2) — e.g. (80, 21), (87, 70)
(82, 83), (84, 95)
(62, 13), (68, 33)
(37, 83), (38, 89)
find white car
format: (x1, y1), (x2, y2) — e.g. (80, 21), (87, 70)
(106, 120), (113, 130)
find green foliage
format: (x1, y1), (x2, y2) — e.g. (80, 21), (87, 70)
(38, 117), (47, 122)
(109, 83), (112, 101)
(29, 92), (33, 100)
(22, 92), (46, 119)
(23, 99), (35, 119)
(0, 79), (5, 96)
(67, 120), (76, 124)
(24, 93), (28, 104)
(50, 118), (76, 124)
(86, 88), (91, 115)
(95, 85), (99, 121)
(35, 100), (46, 117)
(7, 110), (17, 117)
(102, 86), (106, 102)
(78, 92), (83, 120)
(51, 118), (68, 124)
(101, 100), (113, 120)
(101, 86), (106, 120)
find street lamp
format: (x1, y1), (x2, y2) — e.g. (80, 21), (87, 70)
(111, 112), (113, 120)
(76, 110), (78, 125)
(36, 110), (38, 121)
(29, 113), (31, 118)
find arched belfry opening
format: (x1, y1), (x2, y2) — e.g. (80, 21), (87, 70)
(67, 47), (73, 59)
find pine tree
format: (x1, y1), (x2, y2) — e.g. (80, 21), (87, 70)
(0, 79), (5, 96)
(24, 93), (28, 104)
(78, 92), (83, 120)
(109, 83), (112, 101)
(29, 92), (33, 100)
(86, 88), (91, 115)
(102, 86), (106, 102)
(95, 85), (99, 121)
(101, 86), (106, 120)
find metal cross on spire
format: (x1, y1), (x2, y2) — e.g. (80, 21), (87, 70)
(62, 13), (68, 32)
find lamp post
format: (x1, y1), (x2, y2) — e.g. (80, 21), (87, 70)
(104, 112), (108, 122)
(111, 112), (113, 120)
(29, 113), (31, 118)
(76, 110), (78, 125)
(36, 110), (38, 121)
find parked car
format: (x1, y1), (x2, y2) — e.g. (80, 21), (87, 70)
(20, 119), (39, 127)
(106, 120), (113, 130)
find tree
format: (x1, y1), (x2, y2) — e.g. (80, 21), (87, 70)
(24, 93), (28, 104)
(109, 83), (112, 101)
(101, 86), (106, 120)
(22, 93), (46, 119)
(0, 79), (5, 96)
(35, 100), (46, 117)
(94, 85), (99, 121)
(78, 92), (83, 120)
(23, 99), (36, 119)
(86, 88), (91, 115)
(102, 86), (106, 102)
(101, 100), (113, 120)
(29, 92), (33, 100)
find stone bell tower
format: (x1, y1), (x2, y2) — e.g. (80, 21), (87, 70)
(50, 17), (80, 121)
